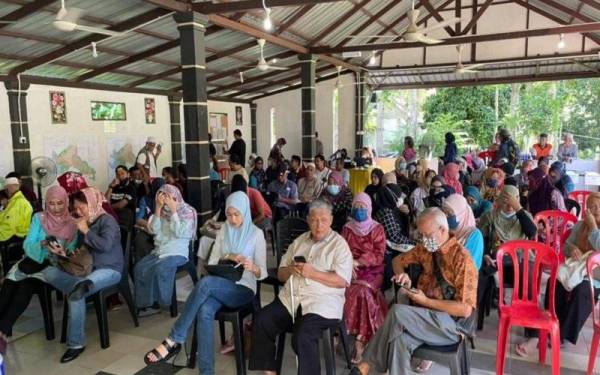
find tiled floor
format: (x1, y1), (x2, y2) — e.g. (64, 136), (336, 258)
(4, 273), (597, 374)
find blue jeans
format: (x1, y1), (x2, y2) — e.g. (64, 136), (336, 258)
(169, 276), (254, 375)
(43, 266), (121, 348)
(134, 254), (187, 308)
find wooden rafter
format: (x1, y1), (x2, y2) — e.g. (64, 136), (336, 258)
(312, 22), (600, 53)
(207, 62), (303, 95)
(126, 67), (181, 87)
(421, 0), (456, 36)
(335, 0), (402, 47)
(193, 0), (345, 14)
(512, 0), (600, 44)
(461, 0), (493, 35)
(246, 69), (345, 100)
(306, 0), (372, 45)
(0, 0), (54, 29)
(8, 8), (171, 75)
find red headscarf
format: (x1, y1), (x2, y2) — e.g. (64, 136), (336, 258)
(442, 162), (463, 195)
(40, 186), (77, 242)
(80, 187), (108, 224)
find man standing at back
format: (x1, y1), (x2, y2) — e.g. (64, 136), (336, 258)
(136, 137), (161, 179)
(531, 133), (553, 161)
(224, 129), (246, 167)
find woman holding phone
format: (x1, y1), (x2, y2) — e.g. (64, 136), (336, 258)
(134, 185), (197, 315)
(0, 186), (78, 340)
(143, 191), (266, 375)
(43, 187), (123, 363)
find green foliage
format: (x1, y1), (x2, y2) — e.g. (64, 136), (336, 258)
(561, 79), (600, 152)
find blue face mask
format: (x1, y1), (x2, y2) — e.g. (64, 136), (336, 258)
(351, 207), (368, 222)
(447, 214), (459, 230)
(327, 185), (340, 195)
(486, 178), (498, 188)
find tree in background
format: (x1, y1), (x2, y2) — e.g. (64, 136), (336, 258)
(562, 79), (600, 158)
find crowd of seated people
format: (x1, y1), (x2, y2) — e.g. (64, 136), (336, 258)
(1, 127), (599, 375)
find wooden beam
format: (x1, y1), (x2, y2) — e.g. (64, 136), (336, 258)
(127, 67), (180, 88)
(312, 22), (600, 53)
(513, 0), (600, 45)
(373, 71), (600, 90)
(76, 40), (179, 82)
(0, 0), (54, 29)
(577, 0), (600, 11)
(207, 14), (361, 72)
(335, 0), (401, 47)
(455, 0), (461, 35)
(421, 0), (456, 36)
(142, 0), (188, 12)
(194, 0), (345, 14)
(207, 63), (303, 95)
(207, 51), (296, 82)
(307, 0), (372, 45)
(247, 70), (347, 100)
(461, 0), (493, 35)
(8, 8), (171, 75)
(538, 0), (596, 22)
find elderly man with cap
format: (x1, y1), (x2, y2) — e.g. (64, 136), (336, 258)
(136, 136), (161, 179)
(267, 164), (299, 220)
(0, 177), (33, 243)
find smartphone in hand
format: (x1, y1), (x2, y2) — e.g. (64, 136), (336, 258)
(400, 284), (419, 294)
(293, 255), (307, 264)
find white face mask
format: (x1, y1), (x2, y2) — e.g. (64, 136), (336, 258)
(422, 236), (440, 253)
(500, 210), (516, 219)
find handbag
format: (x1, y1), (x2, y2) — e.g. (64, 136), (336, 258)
(205, 259), (244, 282)
(17, 257), (48, 275)
(58, 245), (93, 277)
(557, 252), (592, 291)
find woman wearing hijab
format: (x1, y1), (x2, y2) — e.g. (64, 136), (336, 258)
(426, 176), (455, 208)
(470, 155), (486, 186)
(374, 184), (413, 291)
(394, 156), (411, 187)
(135, 178), (165, 229)
(464, 186), (492, 219)
(364, 168), (384, 213)
(249, 156), (267, 191)
(526, 167), (566, 217)
(321, 171), (353, 232)
(144, 192), (266, 375)
(549, 161), (575, 198)
(480, 167), (505, 202)
(134, 185), (197, 315)
(0, 186), (78, 338)
(43, 187), (123, 363)
(442, 194), (483, 269)
(409, 161), (432, 217)
(442, 162), (463, 195)
(342, 193), (387, 364)
(517, 192), (600, 357)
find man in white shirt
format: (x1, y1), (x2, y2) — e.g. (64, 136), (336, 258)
(248, 199), (353, 375)
(136, 137), (161, 178)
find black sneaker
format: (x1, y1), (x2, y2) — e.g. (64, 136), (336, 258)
(60, 347), (85, 363)
(68, 280), (93, 301)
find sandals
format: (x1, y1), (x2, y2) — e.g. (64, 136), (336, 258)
(414, 360), (434, 373)
(144, 339), (182, 366)
(515, 342), (530, 357)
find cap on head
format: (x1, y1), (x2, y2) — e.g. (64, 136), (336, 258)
(4, 177), (19, 186)
(147, 136), (158, 144)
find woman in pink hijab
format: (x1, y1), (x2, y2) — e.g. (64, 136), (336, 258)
(0, 186), (78, 340)
(442, 162), (463, 195)
(442, 194), (483, 269)
(341, 193), (387, 363)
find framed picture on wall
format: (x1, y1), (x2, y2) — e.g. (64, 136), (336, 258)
(50, 91), (67, 124)
(90, 101), (126, 121)
(145, 98), (156, 124)
(235, 106), (243, 126)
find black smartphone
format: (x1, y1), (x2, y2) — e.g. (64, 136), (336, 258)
(293, 255), (307, 264)
(46, 235), (59, 247)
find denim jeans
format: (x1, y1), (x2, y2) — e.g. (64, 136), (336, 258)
(134, 254), (187, 308)
(169, 276), (254, 375)
(43, 266), (121, 348)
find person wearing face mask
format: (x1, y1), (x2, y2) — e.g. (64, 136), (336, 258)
(374, 184), (413, 292)
(514, 160), (534, 189)
(442, 194), (483, 269)
(105, 165), (138, 227)
(321, 171), (353, 232)
(426, 176), (454, 208)
(129, 166), (149, 201)
(480, 167), (505, 202)
(409, 163), (433, 217)
(249, 156), (267, 191)
(133, 185), (197, 316)
(441, 162), (463, 195)
(549, 161), (574, 198)
(267, 165), (299, 221)
(341, 193), (387, 364)
(464, 186), (492, 219)
(516, 193), (600, 357)
(470, 156), (486, 186)
(526, 167), (566, 217)
(349, 208), (478, 375)
(394, 156), (411, 188)
(364, 168), (384, 209)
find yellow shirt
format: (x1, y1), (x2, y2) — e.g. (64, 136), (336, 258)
(0, 191), (33, 241)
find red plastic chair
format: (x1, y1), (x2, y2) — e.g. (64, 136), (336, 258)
(558, 228), (572, 264)
(534, 210), (577, 262)
(586, 252), (600, 375)
(218, 167), (230, 182)
(569, 190), (593, 219)
(496, 240), (560, 375)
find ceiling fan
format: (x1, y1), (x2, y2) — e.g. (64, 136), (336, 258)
(52, 0), (127, 37)
(454, 45), (486, 74)
(347, 1), (462, 45)
(253, 39), (289, 72)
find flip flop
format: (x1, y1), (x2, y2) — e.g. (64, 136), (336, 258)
(220, 343), (235, 354)
(515, 342), (530, 357)
(414, 360), (434, 373)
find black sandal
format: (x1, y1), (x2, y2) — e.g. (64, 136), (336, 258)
(144, 339), (181, 366)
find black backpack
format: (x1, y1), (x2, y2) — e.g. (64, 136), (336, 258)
(507, 140), (520, 165)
